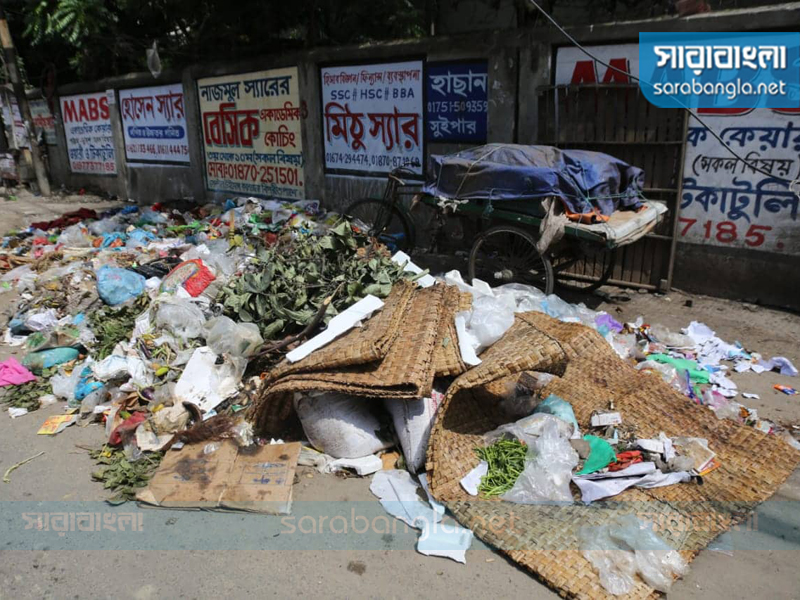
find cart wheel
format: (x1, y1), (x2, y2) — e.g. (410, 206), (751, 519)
(468, 226), (554, 295)
(344, 198), (416, 252)
(552, 247), (617, 293)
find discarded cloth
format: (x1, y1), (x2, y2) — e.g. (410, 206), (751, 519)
(0, 357), (37, 387)
(759, 356), (798, 377)
(608, 450), (644, 472)
(573, 462), (692, 503)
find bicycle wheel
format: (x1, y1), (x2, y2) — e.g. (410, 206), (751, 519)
(552, 247), (616, 293)
(344, 198), (415, 252)
(468, 225), (554, 295)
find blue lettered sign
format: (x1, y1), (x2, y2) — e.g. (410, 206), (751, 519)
(639, 32), (800, 110)
(426, 61), (488, 143)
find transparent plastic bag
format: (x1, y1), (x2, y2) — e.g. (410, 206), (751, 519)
(580, 515), (688, 595)
(57, 224), (92, 247)
(204, 316), (263, 357)
(500, 416), (578, 504)
(467, 295), (515, 350)
(155, 297), (206, 340)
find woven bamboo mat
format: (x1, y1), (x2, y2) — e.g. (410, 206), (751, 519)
(252, 283), (448, 435)
(427, 312), (800, 599)
(432, 287), (472, 377)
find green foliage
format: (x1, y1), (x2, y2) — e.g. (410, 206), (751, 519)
(218, 220), (414, 340)
(90, 445), (163, 504)
(89, 295), (149, 360)
(12, 0), (427, 81)
(0, 368), (55, 412)
(475, 438), (527, 497)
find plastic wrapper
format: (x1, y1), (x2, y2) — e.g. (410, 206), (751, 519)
(231, 419), (254, 446)
(649, 324), (694, 349)
(155, 297), (206, 340)
(1, 265), (38, 292)
(500, 416), (578, 504)
(57, 224), (92, 247)
(204, 316), (263, 357)
(580, 515), (688, 595)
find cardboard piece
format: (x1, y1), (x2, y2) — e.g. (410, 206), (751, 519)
(137, 440), (301, 514)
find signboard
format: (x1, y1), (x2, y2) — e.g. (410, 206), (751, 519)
(30, 99), (56, 145)
(119, 83), (189, 163)
(680, 109), (800, 255)
(555, 44), (639, 85)
(426, 61), (488, 143)
(321, 60), (424, 175)
(60, 91), (116, 175)
(198, 67), (304, 199)
(1, 92), (28, 149)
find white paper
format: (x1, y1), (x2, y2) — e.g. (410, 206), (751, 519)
(591, 412), (622, 427)
(8, 407), (28, 418)
(635, 439), (664, 454)
(418, 473), (445, 517)
(287, 295), (384, 363)
(174, 347), (243, 412)
(459, 461), (488, 496)
(734, 362), (752, 373)
(370, 469), (473, 563)
(742, 392), (760, 399)
(391, 251), (435, 288)
(574, 465), (690, 503)
(751, 364), (766, 374)
(454, 312), (481, 366)
(759, 356), (798, 377)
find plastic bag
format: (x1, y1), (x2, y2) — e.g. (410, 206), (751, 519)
(57, 224), (92, 247)
(580, 515), (688, 595)
(204, 316), (263, 357)
(88, 218), (120, 236)
(533, 394), (578, 436)
(96, 266), (146, 306)
(501, 416), (578, 504)
(294, 391), (393, 459)
(1, 265), (38, 292)
(155, 297), (206, 340)
(467, 295), (515, 350)
(22, 347), (80, 373)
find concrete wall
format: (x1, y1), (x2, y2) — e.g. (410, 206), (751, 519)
(40, 2), (800, 308)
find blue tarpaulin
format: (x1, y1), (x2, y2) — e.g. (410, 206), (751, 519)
(421, 144), (645, 218)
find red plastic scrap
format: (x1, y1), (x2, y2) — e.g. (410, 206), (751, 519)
(108, 411), (147, 446)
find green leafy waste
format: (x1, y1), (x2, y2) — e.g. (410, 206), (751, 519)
(90, 446), (163, 504)
(0, 367), (56, 412)
(89, 296), (149, 360)
(475, 438), (527, 497)
(218, 220), (418, 340)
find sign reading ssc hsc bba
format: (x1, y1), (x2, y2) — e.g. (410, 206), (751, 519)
(639, 32), (800, 110)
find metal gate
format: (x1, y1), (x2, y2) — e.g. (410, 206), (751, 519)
(536, 84), (687, 291)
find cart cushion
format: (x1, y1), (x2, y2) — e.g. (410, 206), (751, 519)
(570, 200), (667, 247)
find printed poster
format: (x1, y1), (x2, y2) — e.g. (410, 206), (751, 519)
(119, 83), (189, 163)
(60, 91), (117, 175)
(30, 99), (57, 145)
(321, 60), (423, 175)
(426, 61), (488, 143)
(680, 108), (800, 255)
(1, 91), (28, 149)
(198, 67), (304, 199)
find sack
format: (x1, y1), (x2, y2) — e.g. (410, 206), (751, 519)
(383, 389), (444, 473)
(294, 392), (392, 459)
(96, 267), (146, 306)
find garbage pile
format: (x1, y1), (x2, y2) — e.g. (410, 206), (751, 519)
(0, 198), (415, 499)
(2, 200), (799, 598)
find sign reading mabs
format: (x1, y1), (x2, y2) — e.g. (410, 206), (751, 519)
(639, 32), (800, 109)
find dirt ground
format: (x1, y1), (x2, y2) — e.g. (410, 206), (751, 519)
(1, 193), (799, 599)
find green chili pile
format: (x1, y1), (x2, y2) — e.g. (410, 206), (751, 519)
(475, 438), (527, 497)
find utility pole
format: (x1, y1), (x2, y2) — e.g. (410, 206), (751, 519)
(0, 1), (50, 196)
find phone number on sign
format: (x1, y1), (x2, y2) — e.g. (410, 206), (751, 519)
(206, 163), (302, 186)
(679, 218), (780, 248)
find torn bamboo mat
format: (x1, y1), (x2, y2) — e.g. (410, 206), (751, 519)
(426, 312), (800, 599)
(252, 283), (456, 436)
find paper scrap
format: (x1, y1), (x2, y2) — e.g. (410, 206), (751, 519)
(370, 469), (473, 563)
(325, 455), (383, 476)
(459, 461), (488, 496)
(742, 392), (760, 399)
(37, 414), (78, 435)
(391, 251), (436, 288)
(287, 295), (384, 363)
(8, 407), (28, 418)
(591, 412), (622, 427)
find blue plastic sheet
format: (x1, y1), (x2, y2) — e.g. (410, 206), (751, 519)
(422, 144), (644, 217)
(96, 266), (146, 306)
